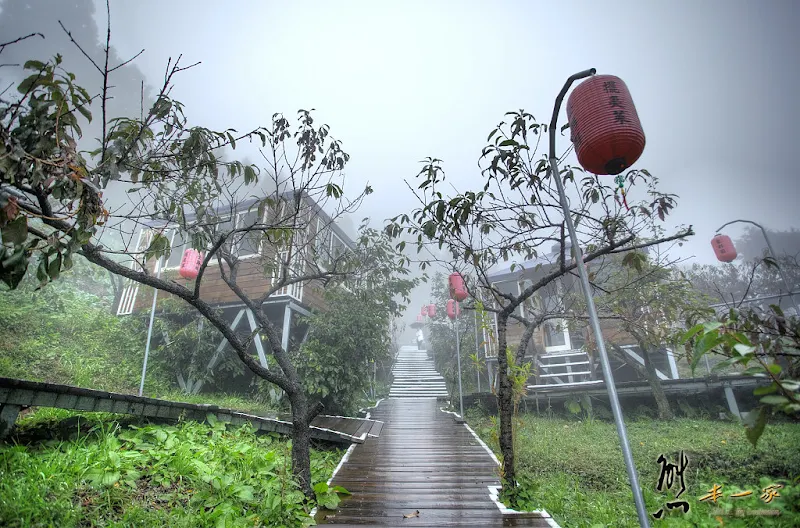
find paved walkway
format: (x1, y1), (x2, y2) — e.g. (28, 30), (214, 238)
(316, 347), (557, 527)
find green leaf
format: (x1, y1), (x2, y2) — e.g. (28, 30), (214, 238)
(145, 232), (170, 262)
(753, 383), (778, 396)
(691, 331), (723, 372)
(760, 395), (789, 405)
(244, 165), (256, 184)
(235, 485), (254, 501)
(0, 247), (29, 289)
(100, 471), (121, 487)
(23, 60), (47, 70)
(47, 252), (62, 280)
(767, 363), (782, 375)
(703, 321), (724, 332)
(17, 73), (41, 94)
(733, 343), (756, 355)
(313, 482), (329, 495)
(680, 324), (705, 344)
(77, 104), (92, 123)
(331, 485), (351, 495)
(743, 406), (768, 448)
(1, 216), (28, 245)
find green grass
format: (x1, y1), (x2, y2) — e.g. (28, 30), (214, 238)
(468, 411), (800, 527)
(1, 412), (344, 527)
(0, 287), (170, 394)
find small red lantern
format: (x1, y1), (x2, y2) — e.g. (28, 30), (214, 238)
(428, 304), (436, 317)
(448, 272), (468, 301)
(711, 234), (737, 263)
(421, 305), (429, 316)
(566, 74), (645, 175)
(416, 314), (424, 323)
(446, 299), (461, 320)
(179, 249), (202, 279)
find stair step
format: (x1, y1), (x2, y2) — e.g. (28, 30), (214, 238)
(539, 361), (590, 367)
(539, 351), (588, 359)
(539, 371), (592, 378)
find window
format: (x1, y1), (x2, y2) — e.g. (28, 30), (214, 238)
(330, 233), (345, 260)
(273, 240), (305, 300)
(234, 210), (263, 258)
(162, 230), (186, 270)
(544, 319), (572, 351)
(315, 218), (332, 261)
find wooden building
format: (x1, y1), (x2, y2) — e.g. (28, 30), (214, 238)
(480, 244), (679, 391)
(114, 191), (356, 393)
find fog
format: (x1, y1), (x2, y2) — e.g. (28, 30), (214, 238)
(2, 0), (798, 339)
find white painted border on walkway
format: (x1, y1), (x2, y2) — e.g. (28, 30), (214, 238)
(487, 485), (560, 528)
(310, 399), (384, 518)
(440, 406), (561, 527)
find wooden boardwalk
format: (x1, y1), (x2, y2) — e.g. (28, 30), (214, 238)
(316, 398), (556, 527)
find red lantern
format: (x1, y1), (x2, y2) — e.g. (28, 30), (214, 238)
(428, 304), (436, 317)
(711, 234), (737, 263)
(179, 249), (202, 279)
(446, 299), (461, 320)
(566, 74), (645, 175)
(416, 314), (423, 323)
(448, 272), (468, 301)
(421, 305), (429, 316)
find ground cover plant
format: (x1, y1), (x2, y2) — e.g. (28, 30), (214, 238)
(0, 409), (345, 527)
(468, 409), (800, 527)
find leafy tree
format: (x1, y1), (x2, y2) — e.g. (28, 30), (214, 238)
(575, 256), (711, 419)
(295, 226), (418, 415)
(687, 256), (800, 309)
(386, 110), (693, 493)
(734, 226), (800, 262)
(686, 305), (799, 447)
(0, 16), (408, 498)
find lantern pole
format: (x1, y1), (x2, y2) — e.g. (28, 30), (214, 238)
(474, 310), (481, 393)
(454, 301), (465, 422)
(716, 219), (800, 315)
(549, 68), (651, 528)
(139, 255), (164, 397)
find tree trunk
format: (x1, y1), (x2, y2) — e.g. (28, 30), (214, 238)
(611, 342), (674, 420)
(641, 346), (674, 420)
(495, 313), (516, 489)
(289, 392), (314, 498)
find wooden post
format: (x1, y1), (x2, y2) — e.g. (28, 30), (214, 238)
(0, 404), (22, 439)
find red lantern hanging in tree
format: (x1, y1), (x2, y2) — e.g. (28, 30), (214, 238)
(428, 304), (437, 317)
(446, 299), (461, 320)
(421, 305), (429, 316)
(711, 234), (737, 263)
(416, 315), (423, 323)
(566, 74), (645, 175)
(449, 272), (468, 301)
(179, 249), (202, 279)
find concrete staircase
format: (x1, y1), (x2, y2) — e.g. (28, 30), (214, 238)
(389, 346), (449, 398)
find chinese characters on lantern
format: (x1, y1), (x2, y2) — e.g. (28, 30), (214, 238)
(603, 80), (628, 124)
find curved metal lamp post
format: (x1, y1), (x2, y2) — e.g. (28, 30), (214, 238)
(549, 68), (650, 527)
(716, 219), (799, 314)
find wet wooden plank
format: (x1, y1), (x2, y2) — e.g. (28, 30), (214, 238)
(317, 399), (554, 527)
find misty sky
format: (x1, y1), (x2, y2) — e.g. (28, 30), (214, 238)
(2, 1), (799, 335)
